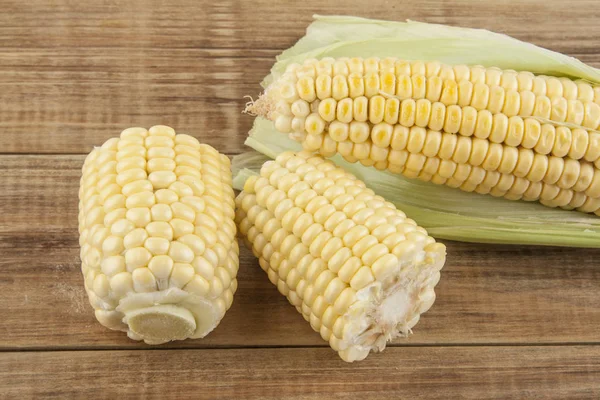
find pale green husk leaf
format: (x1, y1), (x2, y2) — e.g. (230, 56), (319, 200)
(263, 15), (600, 87)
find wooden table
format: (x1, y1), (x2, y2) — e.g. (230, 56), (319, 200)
(1, 1), (599, 398)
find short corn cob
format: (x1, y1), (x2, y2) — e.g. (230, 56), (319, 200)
(250, 57), (600, 214)
(78, 125), (238, 344)
(235, 151), (446, 362)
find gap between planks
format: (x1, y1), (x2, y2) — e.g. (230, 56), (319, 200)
(3, 342), (600, 354)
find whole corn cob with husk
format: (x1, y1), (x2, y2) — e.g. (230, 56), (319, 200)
(78, 125), (238, 344)
(235, 150), (446, 362)
(249, 57), (600, 215)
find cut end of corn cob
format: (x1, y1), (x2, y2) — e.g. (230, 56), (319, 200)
(78, 125), (239, 344)
(235, 151), (446, 362)
(256, 57), (600, 216)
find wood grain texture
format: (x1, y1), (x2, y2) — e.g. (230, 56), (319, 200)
(1, 0), (600, 154)
(2, 347), (599, 399)
(1, 155), (599, 349)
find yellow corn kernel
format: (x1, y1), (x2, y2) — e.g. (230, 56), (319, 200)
(517, 71), (534, 91)
(353, 96), (369, 122)
(532, 76), (547, 96)
(438, 133), (458, 160)
(390, 125), (410, 150)
(519, 91), (536, 116)
(336, 98), (354, 123)
(487, 86), (506, 114)
(544, 157), (565, 185)
(318, 98), (337, 122)
(305, 113), (326, 135)
(469, 138), (489, 167)
(412, 75), (427, 99)
(569, 129), (589, 160)
(384, 98), (401, 125)
(452, 136), (472, 164)
(381, 72), (396, 96)
(414, 99), (432, 128)
(552, 127), (572, 158)
(521, 118), (542, 149)
(489, 114), (509, 144)
(498, 146), (519, 174)
(440, 80), (459, 105)
(371, 123), (394, 148)
(297, 76), (317, 102)
(583, 102), (600, 129)
(364, 72), (380, 98)
(443, 105), (462, 134)
(505, 116), (525, 147)
(400, 99), (417, 127)
(566, 100), (585, 125)
(407, 127), (427, 154)
(332, 75), (349, 100)
(469, 66), (486, 84)
(577, 81), (594, 102)
(369, 96), (386, 124)
(428, 102), (446, 132)
(349, 121), (370, 144)
(500, 71), (518, 91)
(422, 130), (442, 158)
(474, 110), (493, 140)
(532, 96), (551, 119)
(457, 80), (474, 107)
(426, 76), (443, 102)
(396, 74), (413, 99)
(502, 90), (521, 117)
(471, 83), (490, 110)
(459, 106), (478, 137)
(329, 122), (350, 142)
(316, 74), (333, 100)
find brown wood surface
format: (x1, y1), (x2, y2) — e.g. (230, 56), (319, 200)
(1, 1), (599, 398)
(2, 347), (599, 399)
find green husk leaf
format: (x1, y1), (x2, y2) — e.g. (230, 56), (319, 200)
(262, 15), (600, 87)
(233, 118), (600, 248)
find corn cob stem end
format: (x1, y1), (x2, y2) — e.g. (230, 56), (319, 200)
(340, 257), (442, 362)
(125, 304), (197, 343)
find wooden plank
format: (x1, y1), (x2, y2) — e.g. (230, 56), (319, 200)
(1, 0), (600, 154)
(0, 48), (269, 155)
(1, 346), (599, 399)
(2, 155), (600, 349)
(1, 0), (598, 52)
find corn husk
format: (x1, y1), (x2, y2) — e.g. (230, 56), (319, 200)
(236, 15), (600, 248)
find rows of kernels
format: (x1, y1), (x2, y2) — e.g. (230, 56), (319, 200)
(393, 150), (598, 214)
(235, 151), (445, 361)
(78, 126), (239, 332)
(303, 126), (599, 194)
(283, 58), (600, 104)
(282, 82), (600, 134)
(280, 98), (600, 162)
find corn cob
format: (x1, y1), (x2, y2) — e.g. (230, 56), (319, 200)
(235, 150), (446, 362)
(250, 57), (600, 215)
(78, 125), (238, 344)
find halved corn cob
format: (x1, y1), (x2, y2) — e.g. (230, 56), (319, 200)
(235, 150), (446, 362)
(249, 57), (600, 215)
(78, 125), (238, 344)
